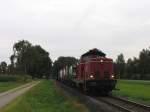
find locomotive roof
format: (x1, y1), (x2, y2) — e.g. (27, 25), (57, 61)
(81, 48), (106, 58)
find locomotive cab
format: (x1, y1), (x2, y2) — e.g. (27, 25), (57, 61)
(59, 48), (117, 95)
(77, 49), (116, 94)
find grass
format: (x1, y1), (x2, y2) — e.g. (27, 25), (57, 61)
(113, 80), (150, 105)
(0, 82), (27, 93)
(1, 80), (88, 112)
(0, 75), (32, 93)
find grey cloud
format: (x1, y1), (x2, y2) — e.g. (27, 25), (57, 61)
(0, 0), (150, 63)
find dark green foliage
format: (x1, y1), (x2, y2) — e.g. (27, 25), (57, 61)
(52, 57), (78, 79)
(0, 75), (31, 82)
(139, 48), (150, 79)
(125, 48), (150, 80)
(125, 58), (140, 79)
(10, 40), (52, 79)
(0, 75), (18, 82)
(115, 47), (150, 80)
(0, 61), (7, 74)
(115, 54), (126, 78)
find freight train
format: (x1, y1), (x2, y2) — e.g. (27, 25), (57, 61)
(58, 48), (116, 95)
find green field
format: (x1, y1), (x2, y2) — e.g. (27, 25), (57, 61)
(113, 80), (150, 105)
(1, 80), (88, 112)
(0, 82), (27, 93)
(0, 75), (31, 93)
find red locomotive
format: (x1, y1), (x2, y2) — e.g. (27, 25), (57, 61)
(59, 48), (116, 94)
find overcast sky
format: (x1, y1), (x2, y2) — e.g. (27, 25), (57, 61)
(0, 0), (150, 63)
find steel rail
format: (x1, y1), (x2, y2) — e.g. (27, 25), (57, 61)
(56, 81), (150, 112)
(110, 96), (150, 111)
(98, 97), (134, 112)
(96, 96), (150, 112)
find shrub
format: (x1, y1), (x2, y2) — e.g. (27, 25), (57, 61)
(0, 75), (32, 82)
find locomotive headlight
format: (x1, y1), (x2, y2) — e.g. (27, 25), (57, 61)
(90, 75), (94, 78)
(111, 75), (115, 78)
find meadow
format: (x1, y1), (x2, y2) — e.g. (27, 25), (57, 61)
(113, 80), (150, 105)
(1, 80), (88, 112)
(0, 75), (31, 93)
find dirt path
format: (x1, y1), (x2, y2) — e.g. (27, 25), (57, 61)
(0, 81), (40, 109)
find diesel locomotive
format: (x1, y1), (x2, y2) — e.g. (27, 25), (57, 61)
(58, 48), (116, 94)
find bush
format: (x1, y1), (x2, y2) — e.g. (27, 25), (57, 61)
(0, 75), (32, 82)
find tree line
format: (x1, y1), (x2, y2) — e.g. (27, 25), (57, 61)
(0, 40), (78, 79)
(0, 40), (52, 79)
(115, 47), (150, 80)
(0, 40), (149, 80)
(52, 47), (150, 80)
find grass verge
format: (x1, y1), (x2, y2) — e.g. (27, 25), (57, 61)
(113, 80), (150, 105)
(0, 82), (27, 93)
(0, 75), (32, 93)
(1, 80), (88, 112)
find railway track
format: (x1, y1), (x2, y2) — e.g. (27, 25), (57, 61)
(96, 96), (150, 112)
(57, 81), (150, 112)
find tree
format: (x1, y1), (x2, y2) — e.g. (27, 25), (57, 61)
(126, 58), (140, 79)
(115, 54), (125, 79)
(52, 57), (78, 79)
(0, 65), (1, 74)
(124, 47), (150, 80)
(24, 45), (52, 78)
(12, 40), (32, 73)
(11, 40), (52, 79)
(139, 48), (150, 79)
(9, 55), (16, 74)
(1, 61), (7, 74)
(114, 47), (150, 80)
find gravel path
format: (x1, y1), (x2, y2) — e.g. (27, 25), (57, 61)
(0, 81), (40, 109)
